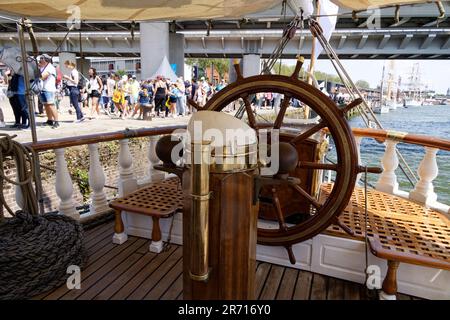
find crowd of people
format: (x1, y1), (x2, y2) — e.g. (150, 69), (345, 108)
(1, 54), (321, 131)
(0, 54), (232, 130)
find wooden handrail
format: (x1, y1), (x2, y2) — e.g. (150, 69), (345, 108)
(351, 128), (450, 152)
(25, 125), (188, 152)
(24, 125), (450, 153)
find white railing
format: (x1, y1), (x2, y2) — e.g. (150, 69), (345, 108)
(21, 126), (184, 221)
(353, 128), (450, 215)
(18, 126), (450, 220)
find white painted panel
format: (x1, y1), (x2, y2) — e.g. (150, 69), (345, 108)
(256, 242), (312, 270)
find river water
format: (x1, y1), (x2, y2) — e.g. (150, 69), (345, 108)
(347, 104), (450, 205)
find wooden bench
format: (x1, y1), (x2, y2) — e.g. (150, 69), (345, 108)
(109, 177), (183, 253)
(321, 183), (450, 300)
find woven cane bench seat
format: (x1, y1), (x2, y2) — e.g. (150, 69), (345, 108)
(110, 176), (183, 218)
(321, 183), (450, 270)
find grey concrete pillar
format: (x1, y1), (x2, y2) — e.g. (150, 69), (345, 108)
(78, 58), (90, 76)
(140, 22), (169, 79)
(169, 33), (185, 78)
(242, 54), (261, 78)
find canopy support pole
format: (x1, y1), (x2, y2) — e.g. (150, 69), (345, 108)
(17, 17), (45, 215)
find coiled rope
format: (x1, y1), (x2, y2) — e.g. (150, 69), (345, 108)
(0, 134), (87, 300)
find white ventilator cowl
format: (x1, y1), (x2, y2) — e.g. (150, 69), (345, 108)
(187, 111), (257, 150)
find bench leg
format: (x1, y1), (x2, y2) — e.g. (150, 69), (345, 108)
(379, 260), (399, 300)
(112, 209), (128, 245)
(149, 216), (163, 253)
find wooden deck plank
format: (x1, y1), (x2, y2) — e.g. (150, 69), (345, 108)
(110, 245), (178, 300)
(60, 238), (148, 300)
(344, 281), (361, 300)
(160, 274), (183, 300)
(127, 247), (183, 300)
(292, 270), (313, 300)
(86, 231), (115, 256)
(136, 241), (151, 255)
(310, 274), (327, 300)
(32, 221), (419, 301)
(84, 222), (114, 249)
(255, 263), (271, 299)
(398, 293), (413, 300)
(94, 251), (158, 300)
(259, 265), (284, 300)
(276, 268), (298, 300)
(327, 278), (345, 300)
(144, 259), (183, 300)
(44, 237), (140, 300)
(83, 220), (113, 238)
(77, 248), (147, 300)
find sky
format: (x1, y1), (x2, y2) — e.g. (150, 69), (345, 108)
(285, 59), (450, 95)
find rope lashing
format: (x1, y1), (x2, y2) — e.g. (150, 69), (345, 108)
(0, 134), (38, 218)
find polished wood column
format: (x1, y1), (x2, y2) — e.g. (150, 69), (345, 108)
(183, 169), (258, 300)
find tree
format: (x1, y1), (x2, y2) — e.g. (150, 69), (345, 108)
(185, 58), (230, 80)
(116, 69), (127, 78)
(356, 80), (371, 89)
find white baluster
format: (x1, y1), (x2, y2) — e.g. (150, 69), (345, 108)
(355, 136), (363, 186)
(118, 139), (134, 196)
(409, 147), (438, 206)
(375, 139), (399, 195)
(88, 144), (109, 215)
(147, 135), (165, 183)
(55, 148), (78, 219)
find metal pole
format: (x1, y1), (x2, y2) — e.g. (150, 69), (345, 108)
(17, 18), (45, 214)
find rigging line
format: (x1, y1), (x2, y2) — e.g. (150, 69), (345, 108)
(311, 2), (428, 19)
(364, 166), (370, 290)
(311, 20), (418, 185)
(0, 14), (20, 23)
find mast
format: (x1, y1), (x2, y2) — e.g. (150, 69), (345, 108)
(380, 63), (386, 105)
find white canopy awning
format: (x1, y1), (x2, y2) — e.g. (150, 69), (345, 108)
(149, 56), (178, 82)
(0, 1), (429, 21)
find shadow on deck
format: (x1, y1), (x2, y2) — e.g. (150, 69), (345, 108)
(33, 221), (417, 300)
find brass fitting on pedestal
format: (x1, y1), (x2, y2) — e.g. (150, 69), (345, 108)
(189, 140), (212, 282)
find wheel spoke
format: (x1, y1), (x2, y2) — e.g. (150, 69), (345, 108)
(273, 94), (291, 129)
(291, 184), (321, 209)
(242, 95), (257, 129)
(290, 121), (327, 144)
(298, 161), (338, 171)
(271, 188), (289, 232)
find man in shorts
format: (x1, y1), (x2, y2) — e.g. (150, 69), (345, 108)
(38, 54), (59, 128)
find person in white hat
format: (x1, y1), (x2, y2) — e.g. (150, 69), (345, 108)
(38, 54), (59, 128)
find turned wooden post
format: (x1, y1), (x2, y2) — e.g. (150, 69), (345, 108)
(88, 143), (109, 215)
(54, 148), (79, 219)
(409, 147), (439, 206)
(113, 209), (128, 244)
(375, 139), (399, 194)
(380, 260), (400, 300)
(149, 216), (163, 253)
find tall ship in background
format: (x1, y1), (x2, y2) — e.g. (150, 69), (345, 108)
(384, 61), (400, 110)
(401, 63), (425, 107)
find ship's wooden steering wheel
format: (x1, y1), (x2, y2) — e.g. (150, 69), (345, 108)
(196, 59), (363, 261)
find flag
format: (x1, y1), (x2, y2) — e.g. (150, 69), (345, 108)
(313, 0), (339, 60)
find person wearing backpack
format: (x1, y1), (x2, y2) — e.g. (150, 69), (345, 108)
(63, 60), (84, 122)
